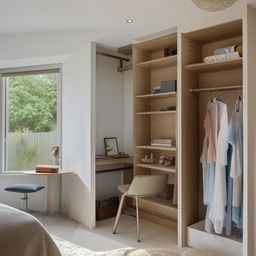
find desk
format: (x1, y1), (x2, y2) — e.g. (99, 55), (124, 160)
(23, 170), (74, 215)
(96, 157), (133, 198)
(96, 157), (133, 174)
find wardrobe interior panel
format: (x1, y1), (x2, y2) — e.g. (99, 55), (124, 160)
(179, 33), (200, 246)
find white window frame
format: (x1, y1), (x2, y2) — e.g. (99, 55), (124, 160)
(0, 64), (62, 172)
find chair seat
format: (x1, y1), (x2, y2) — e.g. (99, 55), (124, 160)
(118, 184), (130, 194)
(5, 184), (44, 193)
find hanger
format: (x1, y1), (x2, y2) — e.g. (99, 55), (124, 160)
(236, 95), (242, 112)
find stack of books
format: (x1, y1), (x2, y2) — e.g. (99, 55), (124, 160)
(36, 165), (60, 173)
(151, 139), (176, 147)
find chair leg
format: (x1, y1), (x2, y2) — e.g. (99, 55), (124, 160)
(113, 193), (126, 234)
(135, 197), (140, 242)
(21, 193), (31, 212)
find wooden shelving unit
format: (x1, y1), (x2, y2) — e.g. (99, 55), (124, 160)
(133, 33), (178, 230)
(184, 57), (242, 72)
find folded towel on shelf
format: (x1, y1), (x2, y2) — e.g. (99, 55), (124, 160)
(204, 52), (240, 63)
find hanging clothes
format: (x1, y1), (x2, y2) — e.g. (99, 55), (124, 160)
(226, 99), (243, 232)
(208, 101), (229, 234)
(201, 99), (228, 234)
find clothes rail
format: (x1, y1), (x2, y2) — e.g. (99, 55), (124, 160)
(189, 85), (243, 94)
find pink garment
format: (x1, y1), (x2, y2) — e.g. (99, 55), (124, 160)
(200, 100), (219, 165)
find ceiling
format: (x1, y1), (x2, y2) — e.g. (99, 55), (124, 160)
(0, 0), (252, 48)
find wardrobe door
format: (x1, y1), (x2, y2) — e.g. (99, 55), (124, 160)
(243, 4), (256, 256)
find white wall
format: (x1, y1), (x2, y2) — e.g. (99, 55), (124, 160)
(95, 54), (133, 199)
(0, 30), (96, 227)
(95, 54), (133, 155)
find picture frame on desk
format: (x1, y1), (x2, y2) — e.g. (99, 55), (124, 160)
(104, 137), (119, 156)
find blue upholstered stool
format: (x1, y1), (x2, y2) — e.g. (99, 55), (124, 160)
(5, 184), (44, 212)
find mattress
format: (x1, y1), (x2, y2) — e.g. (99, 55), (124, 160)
(0, 203), (61, 256)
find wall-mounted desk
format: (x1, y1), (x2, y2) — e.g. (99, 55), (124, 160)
(96, 157), (133, 174)
(95, 157), (133, 198)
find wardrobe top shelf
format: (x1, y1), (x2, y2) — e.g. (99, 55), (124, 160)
(184, 58), (242, 73)
(134, 33), (177, 51)
(135, 55), (177, 70)
(136, 92), (176, 99)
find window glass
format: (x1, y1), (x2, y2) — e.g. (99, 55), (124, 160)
(5, 72), (60, 171)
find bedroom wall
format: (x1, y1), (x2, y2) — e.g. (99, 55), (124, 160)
(95, 54), (133, 199)
(0, 31), (96, 227)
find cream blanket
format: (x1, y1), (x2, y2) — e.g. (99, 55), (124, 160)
(0, 203), (61, 256)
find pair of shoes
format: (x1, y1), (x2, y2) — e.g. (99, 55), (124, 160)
(158, 156), (175, 166)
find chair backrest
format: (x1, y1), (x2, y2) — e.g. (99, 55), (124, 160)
(127, 174), (168, 197)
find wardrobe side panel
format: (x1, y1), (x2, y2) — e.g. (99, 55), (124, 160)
(243, 5), (256, 256)
(178, 33), (200, 246)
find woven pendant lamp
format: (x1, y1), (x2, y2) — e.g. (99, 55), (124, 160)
(191, 0), (237, 12)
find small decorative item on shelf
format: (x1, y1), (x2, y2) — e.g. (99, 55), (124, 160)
(170, 48), (177, 56)
(141, 153), (155, 164)
(164, 48), (171, 57)
(152, 85), (161, 94)
(160, 106), (176, 111)
(163, 48), (177, 57)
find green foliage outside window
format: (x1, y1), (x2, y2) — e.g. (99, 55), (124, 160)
(8, 74), (57, 132)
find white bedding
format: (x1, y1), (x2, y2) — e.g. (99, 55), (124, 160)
(0, 203), (61, 256)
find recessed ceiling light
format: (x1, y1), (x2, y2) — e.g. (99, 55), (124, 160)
(126, 19), (134, 23)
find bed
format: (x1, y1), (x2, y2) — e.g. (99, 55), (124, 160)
(0, 203), (61, 256)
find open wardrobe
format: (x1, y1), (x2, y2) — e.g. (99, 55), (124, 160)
(176, 5), (256, 256)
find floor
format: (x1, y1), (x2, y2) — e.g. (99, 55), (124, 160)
(36, 213), (186, 253)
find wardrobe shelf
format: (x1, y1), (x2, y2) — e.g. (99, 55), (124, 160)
(184, 57), (243, 73)
(136, 92), (176, 99)
(136, 163), (176, 173)
(136, 110), (176, 115)
(135, 55), (177, 70)
(136, 145), (176, 151)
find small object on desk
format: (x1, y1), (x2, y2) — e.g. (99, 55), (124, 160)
(111, 152), (130, 158)
(36, 165), (59, 173)
(141, 154), (155, 164)
(104, 137), (119, 156)
(96, 154), (107, 160)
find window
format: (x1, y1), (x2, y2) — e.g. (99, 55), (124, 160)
(1, 66), (61, 171)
